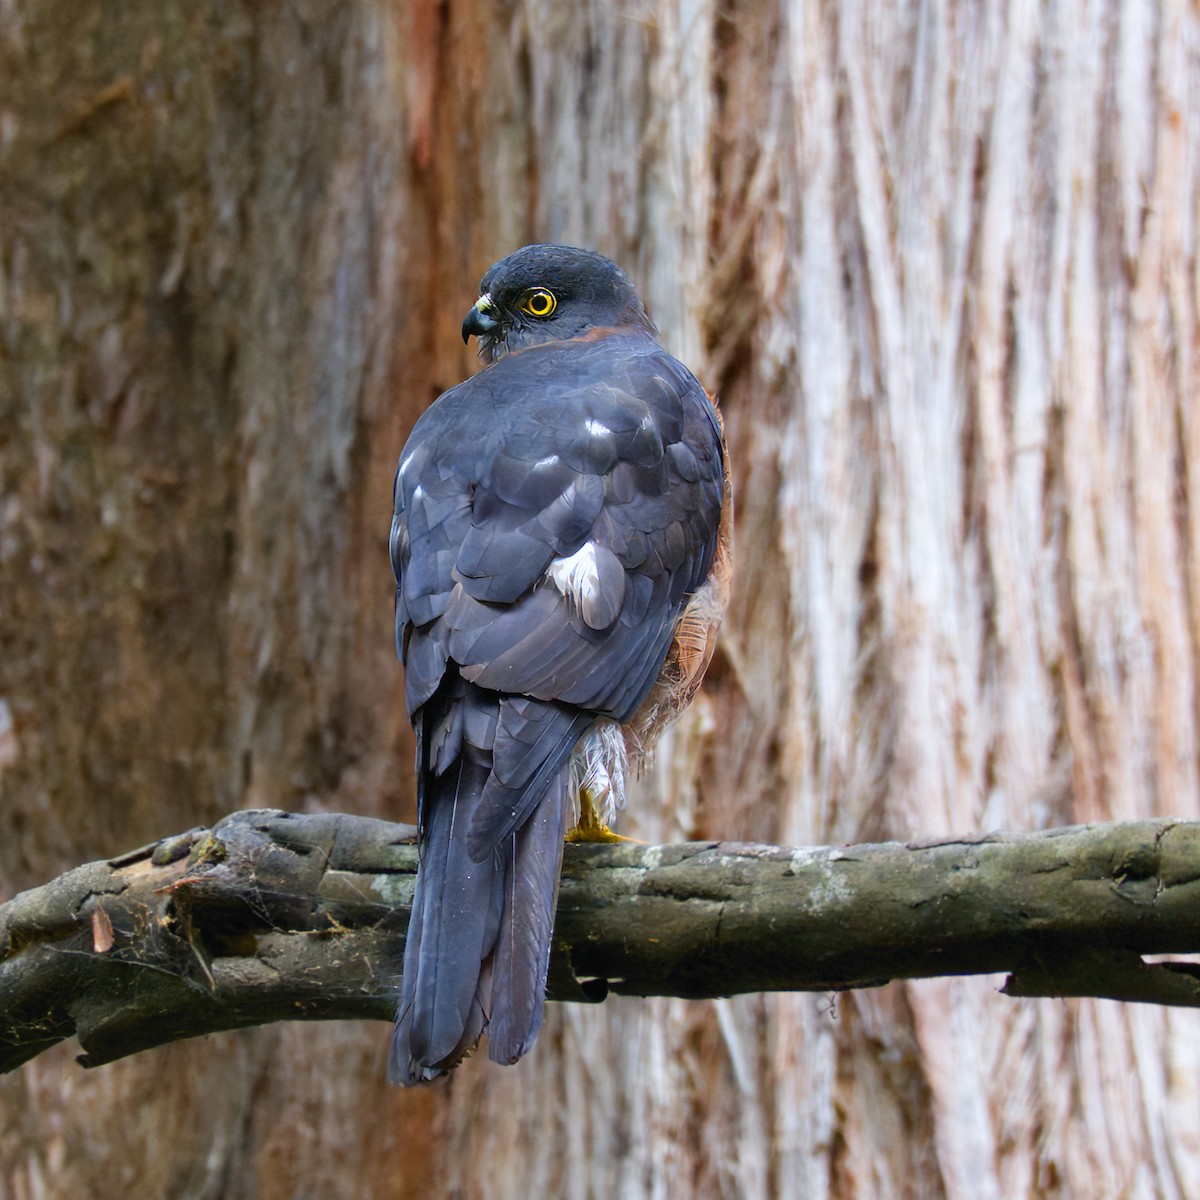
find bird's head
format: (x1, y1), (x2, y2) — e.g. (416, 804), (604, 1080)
(462, 244), (656, 363)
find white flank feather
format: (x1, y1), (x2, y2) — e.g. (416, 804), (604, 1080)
(547, 541), (601, 614)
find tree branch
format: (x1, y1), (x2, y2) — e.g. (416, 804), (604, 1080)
(3, 810), (1199, 1074)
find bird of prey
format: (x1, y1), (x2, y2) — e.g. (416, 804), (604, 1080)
(389, 244), (729, 1083)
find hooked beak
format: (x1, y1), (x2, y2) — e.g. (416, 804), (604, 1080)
(461, 294), (500, 344)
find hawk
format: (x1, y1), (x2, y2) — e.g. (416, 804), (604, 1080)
(389, 244), (729, 1083)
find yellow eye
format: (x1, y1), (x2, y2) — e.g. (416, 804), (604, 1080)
(518, 288), (557, 318)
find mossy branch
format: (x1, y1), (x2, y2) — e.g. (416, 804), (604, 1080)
(3, 810), (1199, 1073)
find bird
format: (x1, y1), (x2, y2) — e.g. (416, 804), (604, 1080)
(388, 243), (730, 1084)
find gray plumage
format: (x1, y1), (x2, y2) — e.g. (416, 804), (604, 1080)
(389, 244), (724, 1083)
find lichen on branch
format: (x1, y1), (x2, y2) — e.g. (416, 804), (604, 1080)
(3, 811), (1199, 1074)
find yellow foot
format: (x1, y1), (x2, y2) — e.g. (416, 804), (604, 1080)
(565, 784), (643, 844)
(565, 820), (639, 845)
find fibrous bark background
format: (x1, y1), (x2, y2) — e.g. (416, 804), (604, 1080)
(1, 2), (1197, 1198)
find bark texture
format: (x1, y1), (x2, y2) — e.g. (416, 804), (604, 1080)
(5, 813), (1200, 1077)
(1, 1), (1198, 1198)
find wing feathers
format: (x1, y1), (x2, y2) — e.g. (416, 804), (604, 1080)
(393, 332), (723, 725)
(469, 698), (593, 861)
(390, 324), (726, 1080)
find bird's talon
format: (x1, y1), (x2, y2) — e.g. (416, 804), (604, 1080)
(565, 822), (642, 845)
(566, 785), (645, 844)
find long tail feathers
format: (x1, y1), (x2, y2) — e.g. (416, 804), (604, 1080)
(390, 756), (500, 1084)
(390, 732), (573, 1085)
(487, 771), (570, 1065)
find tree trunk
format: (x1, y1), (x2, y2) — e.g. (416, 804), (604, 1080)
(1, 1), (1197, 1198)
